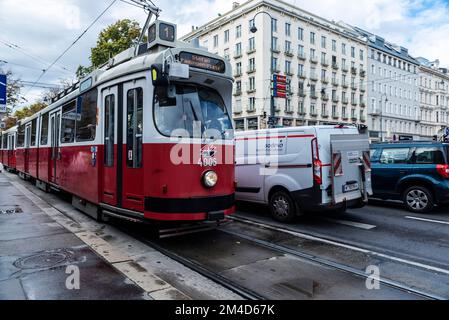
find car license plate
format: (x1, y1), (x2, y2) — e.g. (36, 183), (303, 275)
(343, 183), (359, 193)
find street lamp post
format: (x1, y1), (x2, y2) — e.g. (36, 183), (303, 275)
(250, 11), (274, 128)
(380, 93), (388, 142)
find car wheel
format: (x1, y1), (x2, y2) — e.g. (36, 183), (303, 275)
(269, 191), (298, 223)
(403, 186), (434, 213)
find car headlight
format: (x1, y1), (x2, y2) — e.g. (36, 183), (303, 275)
(203, 171), (218, 188)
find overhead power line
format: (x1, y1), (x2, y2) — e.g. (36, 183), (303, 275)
(25, 0), (118, 95)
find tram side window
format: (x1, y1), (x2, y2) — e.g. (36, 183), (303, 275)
(126, 88), (143, 168)
(1, 134), (7, 149)
(76, 88), (98, 142)
(104, 94), (115, 167)
(61, 100), (77, 143)
(40, 113), (49, 145)
(17, 125), (25, 148)
(30, 118), (37, 147)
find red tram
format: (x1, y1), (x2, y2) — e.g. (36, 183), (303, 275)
(0, 20), (235, 223)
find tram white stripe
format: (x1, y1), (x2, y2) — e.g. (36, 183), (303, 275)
(321, 217), (376, 230)
(405, 216), (449, 226)
(230, 216), (449, 276)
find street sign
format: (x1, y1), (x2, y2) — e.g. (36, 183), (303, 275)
(272, 74), (288, 99)
(0, 74), (7, 113)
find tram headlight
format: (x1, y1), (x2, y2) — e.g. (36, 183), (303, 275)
(203, 171), (218, 188)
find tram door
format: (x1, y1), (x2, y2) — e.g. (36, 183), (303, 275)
(49, 110), (61, 184)
(121, 80), (145, 212)
(101, 86), (118, 206)
(24, 123), (31, 173)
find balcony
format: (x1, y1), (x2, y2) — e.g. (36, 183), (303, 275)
(321, 94), (329, 101)
(351, 100), (358, 106)
(310, 110), (318, 117)
(369, 108), (381, 116)
(247, 107), (256, 113)
(298, 53), (307, 61)
(332, 79), (339, 86)
(285, 69), (294, 76)
(332, 96), (339, 103)
(298, 91), (306, 98)
(285, 107), (294, 114)
(247, 67), (256, 74)
(342, 97), (349, 104)
(351, 67), (357, 75)
(351, 83), (357, 90)
(342, 81), (348, 88)
(361, 114), (366, 122)
(321, 77), (329, 84)
(332, 62), (339, 70)
(360, 70), (366, 77)
(322, 111), (329, 118)
(298, 109), (306, 116)
(233, 89), (242, 96)
(233, 71), (242, 78)
(351, 115), (358, 121)
(321, 59), (329, 67)
(342, 113), (349, 120)
(310, 73), (318, 81)
(285, 50), (294, 57)
(246, 47), (256, 55)
(298, 72), (307, 79)
(342, 65), (349, 72)
(310, 56), (318, 64)
(271, 45), (281, 54)
(271, 65), (281, 73)
(233, 51), (242, 59)
(360, 101), (366, 108)
(332, 112), (340, 119)
(310, 93), (318, 100)
(360, 86), (366, 92)
(246, 88), (256, 94)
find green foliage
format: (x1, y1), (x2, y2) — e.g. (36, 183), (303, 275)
(90, 19), (142, 67)
(0, 69), (26, 114)
(76, 65), (94, 80)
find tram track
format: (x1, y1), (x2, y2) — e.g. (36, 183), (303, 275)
(225, 215), (445, 300)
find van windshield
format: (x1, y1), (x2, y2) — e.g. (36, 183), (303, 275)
(154, 84), (233, 139)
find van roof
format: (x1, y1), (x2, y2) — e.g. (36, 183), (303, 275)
(235, 125), (358, 136)
(371, 141), (449, 148)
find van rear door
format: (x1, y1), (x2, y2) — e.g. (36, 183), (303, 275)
(330, 134), (372, 204)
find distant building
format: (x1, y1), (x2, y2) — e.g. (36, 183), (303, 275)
(416, 57), (449, 138)
(182, 0), (368, 131)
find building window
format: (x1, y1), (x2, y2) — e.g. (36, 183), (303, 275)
(285, 40), (291, 53)
(272, 57), (278, 72)
(213, 35), (218, 48)
(249, 77), (255, 91)
(298, 27), (303, 41)
(310, 32), (315, 45)
(351, 46), (355, 58)
(236, 25), (241, 38)
(285, 22), (291, 36)
(248, 58), (256, 72)
(332, 39), (336, 52)
(285, 60), (291, 74)
(248, 97), (256, 111)
(249, 19), (255, 31)
(224, 29), (229, 43)
(235, 42), (241, 56)
(248, 37), (255, 51)
(360, 49), (364, 61)
(321, 36), (326, 49)
(342, 43), (346, 55)
(271, 18), (277, 32)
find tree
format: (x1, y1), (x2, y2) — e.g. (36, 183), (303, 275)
(76, 65), (93, 80)
(90, 19), (142, 67)
(13, 102), (47, 120)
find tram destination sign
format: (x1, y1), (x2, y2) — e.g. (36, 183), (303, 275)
(179, 52), (225, 74)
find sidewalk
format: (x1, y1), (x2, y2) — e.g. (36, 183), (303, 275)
(0, 169), (147, 300)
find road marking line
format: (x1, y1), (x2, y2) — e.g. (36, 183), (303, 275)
(405, 216), (449, 226)
(230, 216), (449, 276)
(321, 217), (376, 230)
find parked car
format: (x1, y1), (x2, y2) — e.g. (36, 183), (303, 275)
(370, 141), (449, 213)
(235, 125), (372, 222)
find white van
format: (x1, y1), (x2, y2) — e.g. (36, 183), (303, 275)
(235, 125), (373, 222)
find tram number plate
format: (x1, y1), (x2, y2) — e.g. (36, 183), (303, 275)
(343, 182), (359, 193)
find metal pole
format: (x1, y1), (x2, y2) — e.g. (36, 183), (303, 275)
(270, 24), (274, 128)
(380, 99), (383, 142)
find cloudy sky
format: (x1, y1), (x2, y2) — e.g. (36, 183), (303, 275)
(1, 0), (448, 108)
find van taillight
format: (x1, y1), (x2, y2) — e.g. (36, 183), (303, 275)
(311, 138), (322, 185)
(437, 164), (449, 179)
(313, 159), (323, 185)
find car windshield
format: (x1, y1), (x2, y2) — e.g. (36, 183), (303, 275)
(154, 84), (233, 139)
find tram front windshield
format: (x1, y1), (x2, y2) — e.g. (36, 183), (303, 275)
(154, 84), (233, 139)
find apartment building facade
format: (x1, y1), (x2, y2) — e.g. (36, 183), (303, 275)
(417, 58), (449, 138)
(182, 0), (369, 131)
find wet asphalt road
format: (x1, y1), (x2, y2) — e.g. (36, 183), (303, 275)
(236, 200), (449, 270)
